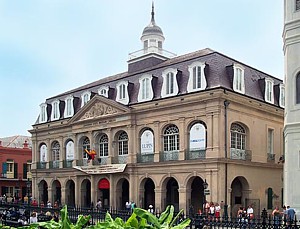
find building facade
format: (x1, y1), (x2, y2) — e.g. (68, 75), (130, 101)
(0, 140), (32, 201)
(30, 5), (284, 216)
(283, 0), (300, 212)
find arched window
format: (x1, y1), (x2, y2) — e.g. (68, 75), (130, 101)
(99, 134), (108, 157)
(140, 129), (154, 154)
(230, 123), (246, 151)
(82, 137), (90, 159)
(51, 141), (60, 168)
(118, 132), (128, 155)
(66, 140), (74, 161)
(189, 123), (206, 150)
(296, 73), (300, 104)
(163, 125), (179, 152)
(40, 144), (48, 162)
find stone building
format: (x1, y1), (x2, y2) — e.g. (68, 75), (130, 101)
(29, 4), (284, 216)
(283, 0), (300, 212)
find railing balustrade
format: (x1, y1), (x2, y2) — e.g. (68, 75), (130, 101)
(230, 149), (252, 161)
(186, 150), (206, 160)
(137, 153), (154, 163)
(160, 151), (179, 162)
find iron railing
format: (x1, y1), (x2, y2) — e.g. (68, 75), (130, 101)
(186, 150), (206, 160)
(137, 153), (154, 163)
(36, 162), (47, 169)
(159, 151), (179, 162)
(63, 160), (73, 168)
(230, 149), (252, 161)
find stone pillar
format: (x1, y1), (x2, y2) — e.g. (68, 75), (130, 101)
(61, 187), (66, 206)
(178, 187), (187, 214)
(109, 174), (115, 208)
(155, 188), (165, 213)
(47, 187), (52, 204)
(107, 129), (113, 164)
(212, 112), (220, 157)
(59, 136), (64, 168)
(206, 113), (213, 156)
(179, 118), (186, 160)
(32, 139), (37, 169)
(46, 139), (51, 169)
(91, 176), (96, 207)
(127, 125), (136, 163)
(75, 176), (80, 207)
(154, 121), (160, 162)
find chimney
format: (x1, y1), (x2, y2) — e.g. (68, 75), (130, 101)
(23, 140), (29, 149)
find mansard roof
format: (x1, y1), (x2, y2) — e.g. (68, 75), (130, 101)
(40, 48), (283, 124)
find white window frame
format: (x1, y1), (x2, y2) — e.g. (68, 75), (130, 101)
(6, 161), (14, 179)
(51, 100), (60, 121)
(64, 95), (74, 118)
(233, 64), (245, 94)
(265, 78), (274, 104)
(161, 68), (178, 98)
(81, 91), (91, 107)
(118, 132), (128, 155)
(98, 86), (109, 98)
(138, 74), (153, 102)
(116, 81), (129, 105)
(279, 84), (285, 108)
(187, 61), (207, 92)
(39, 103), (47, 123)
(267, 128), (274, 155)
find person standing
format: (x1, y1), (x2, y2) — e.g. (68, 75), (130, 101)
(286, 205), (296, 226)
(247, 205), (254, 220)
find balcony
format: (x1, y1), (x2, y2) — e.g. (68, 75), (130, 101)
(160, 151), (179, 162)
(186, 150), (206, 160)
(267, 153), (275, 162)
(128, 47), (176, 60)
(63, 160), (73, 168)
(37, 162), (47, 169)
(49, 160), (60, 169)
(137, 153), (154, 163)
(76, 158), (89, 166)
(230, 148), (252, 161)
(112, 155), (128, 164)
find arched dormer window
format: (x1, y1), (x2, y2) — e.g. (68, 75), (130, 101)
(265, 78), (274, 104)
(39, 103), (48, 123)
(187, 62), (207, 92)
(138, 74), (153, 102)
(233, 64), (245, 94)
(161, 68), (178, 98)
(116, 81), (129, 105)
(279, 84), (285, 108)
(296, 73), (300, 104)
(64, 96), (74, 118)
(81, 91), (91, 107)
(51, 100), (60, 121)
(98, 86), (109, 98)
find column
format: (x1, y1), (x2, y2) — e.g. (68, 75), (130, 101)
(91, 176), (96, 207)
(155, 188), (165, 213)
(73, 134), (78, 167)
(109, 174), (115, 208)
(32, 139), (37, 169)
(127, 125), (136, 163)
(60, 136), (64, 168)
(178, 187), (187, 214)
(46, 139), (51, 169)
(75, 176), (80, 207)
(212, 112), (220, 157)
(179, 118), (185, 160)
(107, 129), (113, 164)
(206, 113), (213, 156)
(61, 187), (66, 206)
(154, 121), (160, 162)
(47, 187), (52, 204)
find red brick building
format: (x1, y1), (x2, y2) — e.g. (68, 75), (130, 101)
(0, 140), (32, 201)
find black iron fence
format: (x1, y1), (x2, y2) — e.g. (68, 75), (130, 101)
(0, 203), (299, 229)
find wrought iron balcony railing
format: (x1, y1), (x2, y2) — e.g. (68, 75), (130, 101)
(159, 151), (179, 162)
(49, 160), (60, 169)
(37, 162), (47, 169)
(186, 150), (206, 160)
(137, 153), (154, 163)
(63, 160), (73, 168)
(112, 155), (128, 164)
(230, 148), (252, 161)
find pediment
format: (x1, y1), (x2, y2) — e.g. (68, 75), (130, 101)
(69, 95), (130, 123)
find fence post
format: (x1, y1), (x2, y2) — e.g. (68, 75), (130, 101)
(261, 208), (267, 229)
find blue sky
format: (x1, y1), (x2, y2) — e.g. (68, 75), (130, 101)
(0, 0), (283, 137)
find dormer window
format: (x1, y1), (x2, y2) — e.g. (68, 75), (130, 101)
(116, 81), (129, 105)
(64, 96), (74, 118)
(138, 74), (153, 102)
(39, 103), (47, 123)
(51, 100), (60, 121)
(81, 91), (91, 107)
(187, 61), (207, 92)
(233, 64), (245, 94)
(98, 86), (109, 98)
(161, 68), (178, 98)
(279, 84), (285, 108)
(265, 78), (274, 104)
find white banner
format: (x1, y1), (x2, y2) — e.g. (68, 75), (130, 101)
(40, 144), (48, 162)
(66, 141), (75, 160)
(141, 130), (154, 154)
(190, 123), (206, 150)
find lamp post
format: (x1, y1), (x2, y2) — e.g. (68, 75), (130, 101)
(203, 179), (208, 215)
(26, 178), (31, 206)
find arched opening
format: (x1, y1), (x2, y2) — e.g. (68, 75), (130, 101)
(143, 178), (155, 210)
(164, 178), (179, 212)
(52, 180), (61, 206)
(189, 177), (205, 215)
(65, 180), (75, 207)
(98, 178), (110, 209)
(230, 176), (250, 217)
(116, 178), (129, 210)
(81, 179), (91, 208)
(38, 180), (48, 205)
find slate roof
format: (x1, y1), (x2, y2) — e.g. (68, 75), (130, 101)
(40, 48), (283, 123)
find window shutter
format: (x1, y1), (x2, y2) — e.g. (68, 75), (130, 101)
(2, 162), (7, 174)
(14, 163), (18, 179)
(23, 163), (27, 179)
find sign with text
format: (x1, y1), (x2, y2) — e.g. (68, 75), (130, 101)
(189, 123), (206, 150)
(74, 164), (126, 174)
(40, 144), (48, 162)
(66, 140), (75, 160)
(141, 130), (154, 155)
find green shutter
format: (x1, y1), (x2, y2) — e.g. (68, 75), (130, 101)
(267, 188), (273, 209)
(23, 163), (27, 179)
(2, 162), (7, 175)
(14, 163), (18, 179)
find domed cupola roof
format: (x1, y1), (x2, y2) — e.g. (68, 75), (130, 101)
(141, 2), (164, 39)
